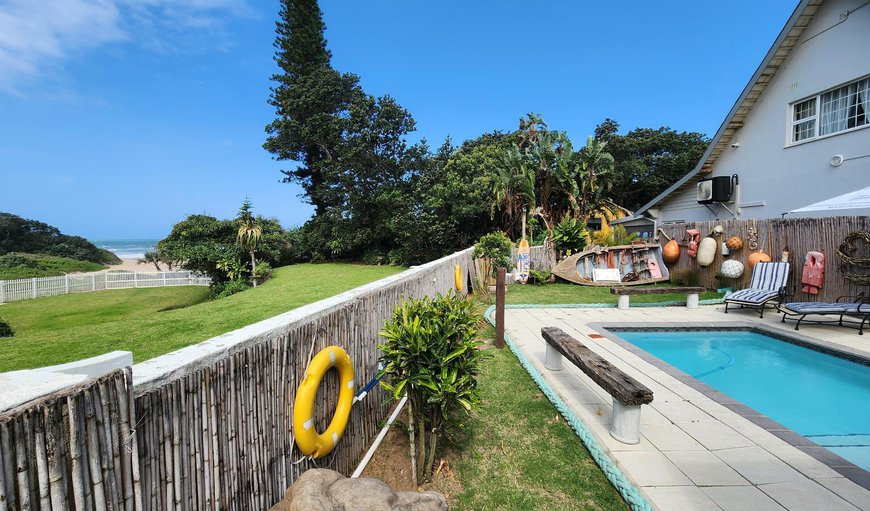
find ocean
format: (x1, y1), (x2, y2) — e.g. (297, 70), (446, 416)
(92, 239), (160, 259)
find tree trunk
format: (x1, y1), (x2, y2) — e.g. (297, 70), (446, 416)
(407, 393), (418, 487)
(250, 251), (257, 287)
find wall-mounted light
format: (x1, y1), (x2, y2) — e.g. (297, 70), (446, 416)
(731, 142), (741, 148)
(830, 154), (844, 167)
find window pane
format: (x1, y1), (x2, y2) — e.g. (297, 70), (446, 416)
(820, 85), (850, 135)
(793, 119), (815, 141)
(847, 78), (869, 130)
(793, 99), (816, 121)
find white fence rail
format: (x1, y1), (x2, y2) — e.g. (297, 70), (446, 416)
(0, 270), (211, 303)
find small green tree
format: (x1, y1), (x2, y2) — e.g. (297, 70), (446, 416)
(551, 217), (589, 259)
(378, 293), (484, 483)
(139, 250), (162, 271)
(472, 231), (513, 288)
(236, 198), (263, 286)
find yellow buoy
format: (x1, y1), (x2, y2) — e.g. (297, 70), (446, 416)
(293, 346), (355, 458)
(454, 264), (463, 292)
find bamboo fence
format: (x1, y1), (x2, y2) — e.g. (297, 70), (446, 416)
(1, 248), (474, 510)
(658, 216), (870, 302)
(510, 245), (556, 272)
(0, 369), (138, 511)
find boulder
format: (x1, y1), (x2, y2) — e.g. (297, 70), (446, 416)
(273, 469), (447, 511)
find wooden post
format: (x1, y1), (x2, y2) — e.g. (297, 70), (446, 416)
(91, 274), (96, 291)
(495, 267), (505, 349)
(1, 280), (5, 303)
(65, 275), (70, 295)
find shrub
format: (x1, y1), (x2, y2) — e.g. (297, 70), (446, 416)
(210, 279), (250, 299)
(472, 232), (512, 289)
(670, 268), (700, 287)
(592, 224), (639, 247)
(529, 269), (551, 285)
(551, 217), (588, 257)
(378, 292), (485, 482)
(253, 261), (273, 283)
(0, 317), (13, 338)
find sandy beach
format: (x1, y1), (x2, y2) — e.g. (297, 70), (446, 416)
(108, 258), (173, 272)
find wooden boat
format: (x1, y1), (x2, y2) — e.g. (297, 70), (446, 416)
(551, 242), (671, 286)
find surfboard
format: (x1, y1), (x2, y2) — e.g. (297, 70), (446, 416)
(516, 238), (531, 284)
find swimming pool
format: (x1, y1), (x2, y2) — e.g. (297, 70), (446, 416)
(612, 329), (870, 472)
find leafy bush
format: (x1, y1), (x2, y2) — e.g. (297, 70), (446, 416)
(670, 268), (700, 287)
(209, 279), (250, 299)
(529, 269), (552, 285)
(0, 317), (13, 338)
(379, 292), (485, 482)
(472, 231), (513, 290)
(592, 224), (639, 247)
(0, 253), (105, 279)
(551, 217), (588, 257)
(253, 261), (273, 283)
(0, 212), (120, 264)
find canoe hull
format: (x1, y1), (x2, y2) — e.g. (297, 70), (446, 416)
(551, 243), (671, 286)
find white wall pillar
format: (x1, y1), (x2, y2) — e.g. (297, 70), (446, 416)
(609, 399), (642, 444)
(544, 344), (563, 371)
(617, 294), (630, 310)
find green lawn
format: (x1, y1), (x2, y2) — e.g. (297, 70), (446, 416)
(451, 347), (628, 511)
(505, 281), (723, 305)
(0, 263), (403, 372)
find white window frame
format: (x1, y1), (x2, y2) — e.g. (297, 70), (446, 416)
(787, 75), (870, 146)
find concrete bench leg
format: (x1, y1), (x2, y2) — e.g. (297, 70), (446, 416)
(686, 293), (699, 309)
(544, 343), (563, 371)
(609, 399), (641, 444)
(617, 295), (630, 310)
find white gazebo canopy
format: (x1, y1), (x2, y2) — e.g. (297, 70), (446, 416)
(789, 186), (870, 214)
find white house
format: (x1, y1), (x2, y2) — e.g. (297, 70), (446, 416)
(617, 0), (870, 233)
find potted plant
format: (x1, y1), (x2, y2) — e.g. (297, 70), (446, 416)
(472, 231), (513, 293)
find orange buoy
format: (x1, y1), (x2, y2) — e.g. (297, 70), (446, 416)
(662, 239), (680, 264)
(747, 250), (772, 270)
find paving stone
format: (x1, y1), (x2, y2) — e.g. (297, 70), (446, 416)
(715, 447), (808, 484)
(615, 451), (692, 487)
(701, 486), (786, 511)
(643, 486), (722, 511)
(641, 423), (706, 451)
(664, 450), (749, 486)
(815, 477), (870, 511)
(677, 419), (755, 451)
(759, 481), (860, 511)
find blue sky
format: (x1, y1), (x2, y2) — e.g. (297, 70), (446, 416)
(0, 0), (797, 240)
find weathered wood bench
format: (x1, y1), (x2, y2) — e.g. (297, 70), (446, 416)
(541, 327), (653, 444)
(610, 286), (706, 310)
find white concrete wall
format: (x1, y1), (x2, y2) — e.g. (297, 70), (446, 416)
(659, 0), (870, 222)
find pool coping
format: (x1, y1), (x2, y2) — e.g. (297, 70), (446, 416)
(588, 321), (870, 490)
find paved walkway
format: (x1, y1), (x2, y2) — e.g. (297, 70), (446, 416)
(499, 304), (870, 511)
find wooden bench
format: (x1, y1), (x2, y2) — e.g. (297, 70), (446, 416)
(541, 327), (653, 444)
(610, 286), (706, 310)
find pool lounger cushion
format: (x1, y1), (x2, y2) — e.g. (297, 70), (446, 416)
(781, 301), (869, 334)
(723, 262), (791, 318)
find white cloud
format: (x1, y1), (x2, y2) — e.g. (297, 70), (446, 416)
(0, 0), (250, 94)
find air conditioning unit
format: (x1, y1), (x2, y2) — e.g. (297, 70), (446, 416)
(697, 175), (736, 204)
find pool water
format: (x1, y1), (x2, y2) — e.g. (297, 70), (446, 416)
(614, 329), (870, 471)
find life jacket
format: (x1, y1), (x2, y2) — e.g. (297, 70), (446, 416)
(686, 229), (701, 258)
(801, 251), (825, 295)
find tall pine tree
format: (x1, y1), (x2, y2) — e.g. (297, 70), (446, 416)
(264, 0), (361, 212)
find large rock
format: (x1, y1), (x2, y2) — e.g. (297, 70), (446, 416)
(274, 469), (447, 511)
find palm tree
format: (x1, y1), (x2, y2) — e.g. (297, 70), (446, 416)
(236, 198), (262, 286)
(139, 250), (162, 271)
(490, 145), (535, 239)
(576, 136), (616, 219)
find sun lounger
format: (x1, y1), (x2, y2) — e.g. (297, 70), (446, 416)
(723, 262), (790, 318)
(780, 296), (869, 335)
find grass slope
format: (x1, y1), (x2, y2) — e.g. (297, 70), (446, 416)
(0, 253), (106, 279)
(0, 263), (403, 372)
(451, 347), (627, 511)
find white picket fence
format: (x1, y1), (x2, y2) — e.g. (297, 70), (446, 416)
(0, 270), (211, 303)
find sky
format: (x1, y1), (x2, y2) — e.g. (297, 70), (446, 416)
(0, 0), (798, 240)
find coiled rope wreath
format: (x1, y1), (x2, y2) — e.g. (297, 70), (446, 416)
(837, 230), (870, 284)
